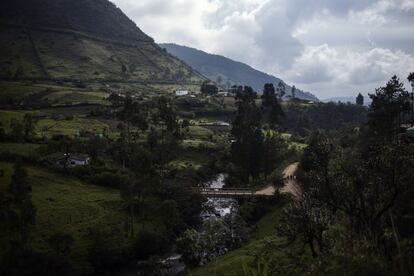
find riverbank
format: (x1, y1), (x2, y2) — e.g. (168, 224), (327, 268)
(184, 203), (287, 276)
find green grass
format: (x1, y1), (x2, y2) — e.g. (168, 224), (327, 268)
(36, 117), (109, 137)
(0, 110), (25, 130)
(43, 91), (110, 106)
(0, 82), (49, 101)
(0, 143), (44, 158)
(0, 163), (161, 273)
(169, 149), (210, 170)
(187, 126), (214, 139)
(183, 139), (218, 150)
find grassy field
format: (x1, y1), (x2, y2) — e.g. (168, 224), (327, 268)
(0, 162), (161, 273)
(0, 143), (44, 158)
(43, 91), (110, 106)
(0, 110), (26, 130)
(36, 117), (110, 137)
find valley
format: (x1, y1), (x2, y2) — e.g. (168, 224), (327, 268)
(1, 1), (413, 276)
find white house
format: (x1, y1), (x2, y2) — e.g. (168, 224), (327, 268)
(217, 92), (229, 97)
(175, 90), (189, 96)
(67, 154), (90, 167)
(56, 153), (90, 167)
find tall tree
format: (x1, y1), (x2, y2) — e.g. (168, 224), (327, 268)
(356, 93), (364, 106)
(10, 119), (24, 142)
(10, 161), (31, 203)
(368, 75), (410, 141)
(277, 82), (286, 98)
(261, 83), (284, 128)
(231, 86), (263, 182)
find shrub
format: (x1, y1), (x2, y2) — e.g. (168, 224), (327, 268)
(132, 230), (168, 260)
(90, 172), (126, 188)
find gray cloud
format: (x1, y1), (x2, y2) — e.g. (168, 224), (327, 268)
(112, 0), (414, 98)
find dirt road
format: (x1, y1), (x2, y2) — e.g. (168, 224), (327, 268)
(254, 162), (301, 196)
(280, 162), (301, 197)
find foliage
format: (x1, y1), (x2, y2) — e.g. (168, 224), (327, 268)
(368, 75), (410, 142)
(48, 233), (74, 257)
(356, 93), (364, 106)
(231, 86), (263, 182)
(281, 102), (367, 135)
(276, 74), (414, 275)
(201, 81), (219, 95)
(261, 83), (284, 128)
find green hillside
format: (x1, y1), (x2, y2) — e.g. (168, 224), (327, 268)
(0, 0), (206, 86)
(160, 43), (319, 101)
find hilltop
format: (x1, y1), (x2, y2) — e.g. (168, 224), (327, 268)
(0, 0), (206, 87)
(160, 43), (318, 101)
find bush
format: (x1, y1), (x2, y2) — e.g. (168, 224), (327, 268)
(132, 230), (168, 260)
(90, 171), (126, 188)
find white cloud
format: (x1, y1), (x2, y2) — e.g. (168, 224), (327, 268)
(286, 45), (414, 98)
(111, 0), (414, 98)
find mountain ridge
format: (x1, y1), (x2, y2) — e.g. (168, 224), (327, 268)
(160, 43), (318, 101)
(0, 0), (206, 86)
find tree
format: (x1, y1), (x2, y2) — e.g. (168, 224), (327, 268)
(291, 85), (296, 99)
(0, 122), (5, 141)
(9, 162), (36, 251)
(261, 133), (289, 178)
(10, 119), (24, 142)
(408, 72), (414, 83)
(277, 81), (286, 98)
(10, 161), (31, 203)
(201, 81), (218, 95)
(159, 200), (184, 239)
(231, 86), (263, 182)
(48, 233), (74, 257)
(368, 75), (410, 141)
(23, 114), (35, 142)
(261, 83), (284, 128)
(121, 145), (156, 238)
(356, 93), (364, 106)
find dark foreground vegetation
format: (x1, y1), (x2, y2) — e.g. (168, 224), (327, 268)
(0, 74), (371, 275)
(191, 74), (414, 276)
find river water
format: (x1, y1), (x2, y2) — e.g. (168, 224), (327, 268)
(200, 174), (239, 219)
(121, 174), (237, 276)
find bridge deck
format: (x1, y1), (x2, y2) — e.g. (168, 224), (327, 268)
(199, 187), (270, 197)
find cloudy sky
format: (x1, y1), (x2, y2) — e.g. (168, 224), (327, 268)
(112, 0), (414, 99)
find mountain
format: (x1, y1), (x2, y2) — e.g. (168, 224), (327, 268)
(0, 0), (206, 86)
(159, 43), (319, 101)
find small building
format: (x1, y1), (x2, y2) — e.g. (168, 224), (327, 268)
(175, 90), (189, 97)
(216, 121), (230, 127)
(55, 153), (90, 168)
(67, 153), (90, 167)
(217, 91), (229, 97)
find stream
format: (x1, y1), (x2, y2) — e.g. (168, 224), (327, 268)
(121, 174), (238, 276)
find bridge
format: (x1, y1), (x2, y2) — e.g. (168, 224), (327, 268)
(198, 162), (301, 198)
(199, 187), (256, 198)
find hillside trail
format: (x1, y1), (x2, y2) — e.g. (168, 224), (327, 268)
(254, 162), (301, 196)
(280, 162), (301, 197)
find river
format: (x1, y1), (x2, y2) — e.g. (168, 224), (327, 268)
(120, 174), (239, 276)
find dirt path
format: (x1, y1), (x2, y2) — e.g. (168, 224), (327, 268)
(254, 184), (276, 196)
(254, 162), (300, 196)
(280, 162), (301, 196)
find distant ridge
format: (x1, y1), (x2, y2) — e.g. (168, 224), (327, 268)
(160, 43), (319, 101)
